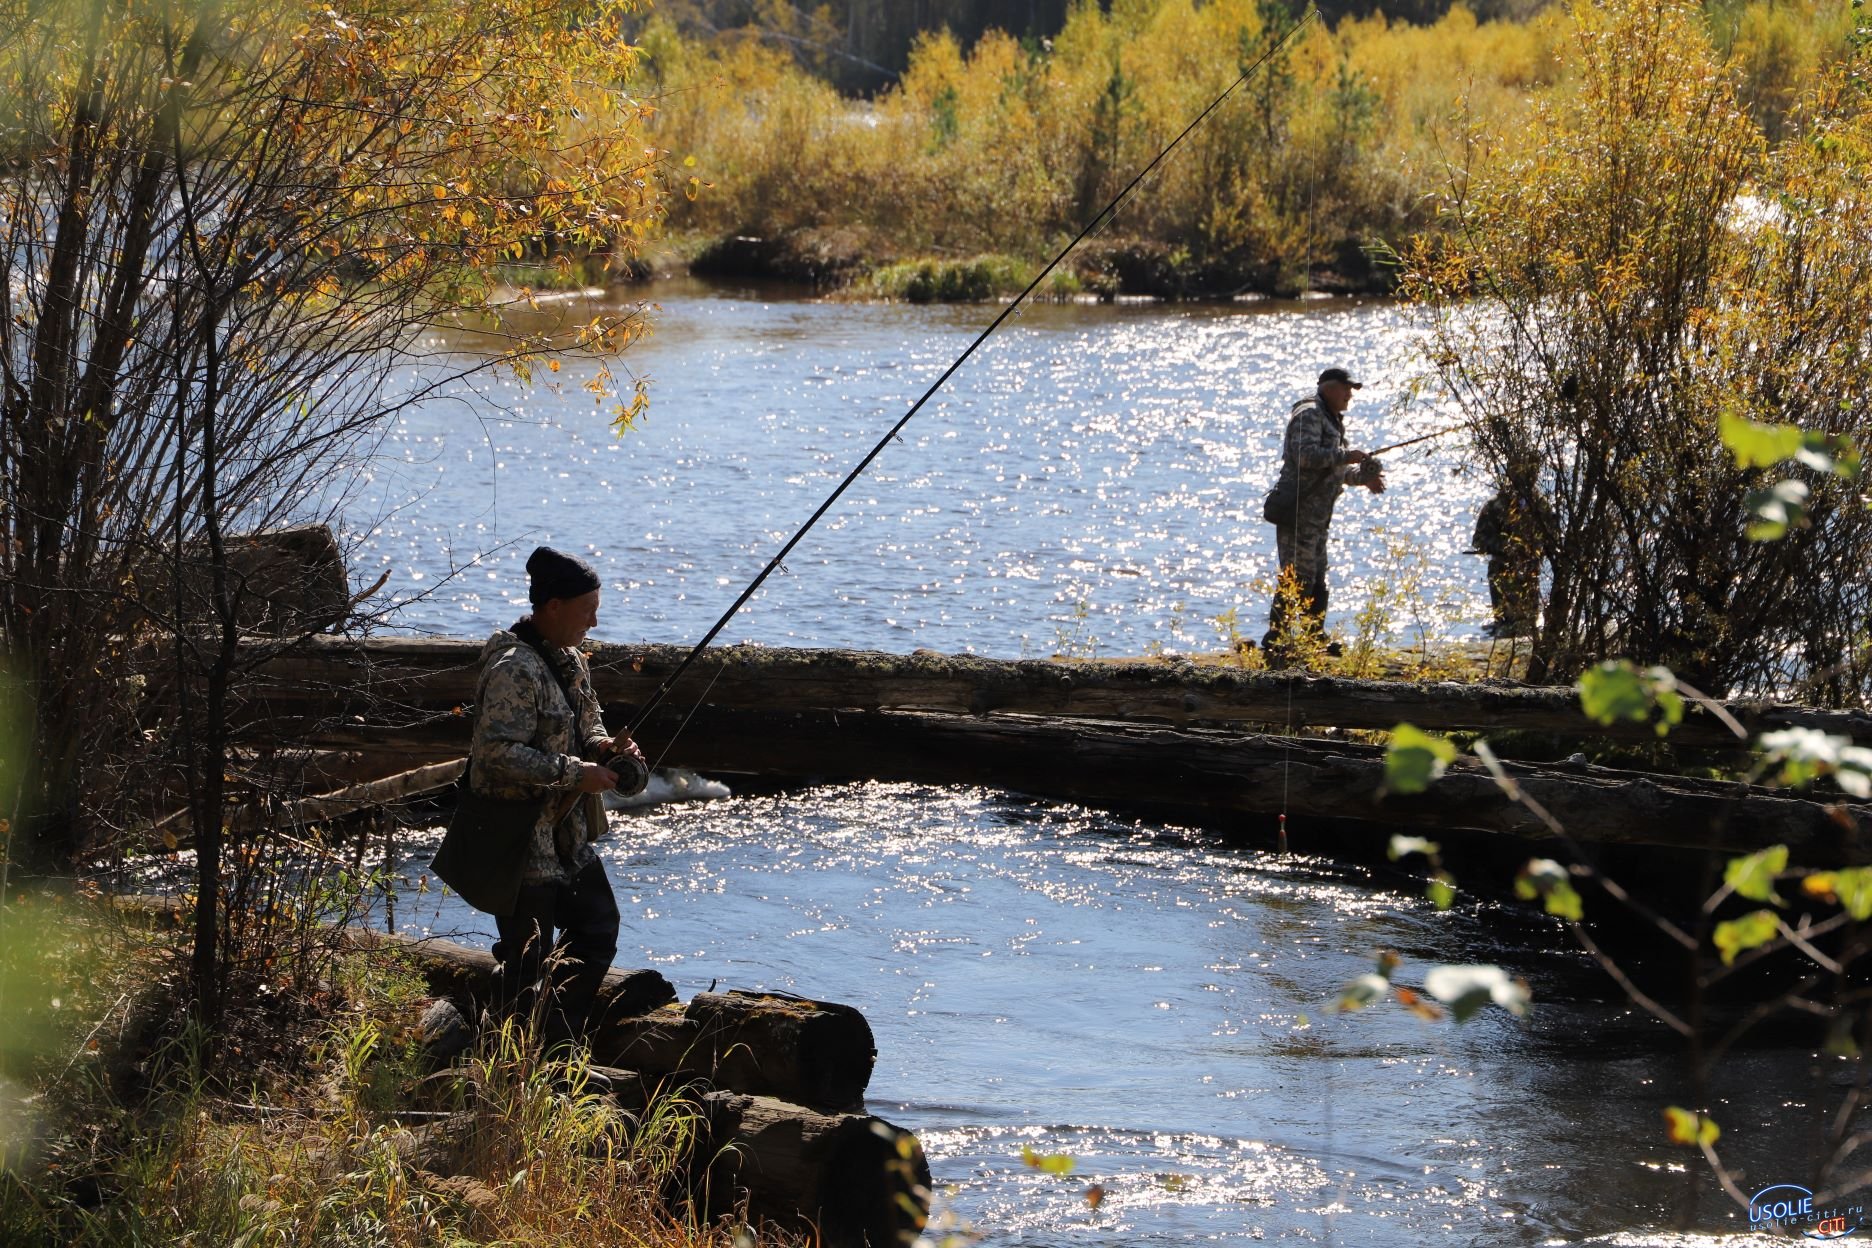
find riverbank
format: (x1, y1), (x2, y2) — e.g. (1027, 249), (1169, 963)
(503, 228), (1397, 302)
(0, 889), (925, 1247)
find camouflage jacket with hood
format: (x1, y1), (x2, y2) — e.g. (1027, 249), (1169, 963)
(468, 627), (609, 884)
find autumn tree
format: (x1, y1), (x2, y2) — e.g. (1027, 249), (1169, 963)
(1402, 0), (1872, 701)
(0, 0), (667, 1019)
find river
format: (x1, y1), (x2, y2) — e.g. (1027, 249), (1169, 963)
(350, 279), (1488, 655)
(351, 282), (1828, 1245)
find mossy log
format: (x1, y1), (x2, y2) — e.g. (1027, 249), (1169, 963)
(232, 637), (1872, 752)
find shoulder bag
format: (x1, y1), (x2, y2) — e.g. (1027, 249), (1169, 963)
(429, 644), (544, 917)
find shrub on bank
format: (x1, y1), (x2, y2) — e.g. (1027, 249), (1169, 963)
(865, 254), (1082, 302)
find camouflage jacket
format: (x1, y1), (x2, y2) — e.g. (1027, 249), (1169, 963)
(468, 627), (609, 884)
(1273, 394), (1369, 512)
(1471, 488), (1552, 559)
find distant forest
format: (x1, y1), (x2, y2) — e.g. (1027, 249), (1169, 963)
(643, 0), (1551, 90)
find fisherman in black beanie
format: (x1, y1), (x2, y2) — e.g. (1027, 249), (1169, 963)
(526, 544), (602, 606)
(452, 543), (647, 1053)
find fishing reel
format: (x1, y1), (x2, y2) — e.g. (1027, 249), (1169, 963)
(598, 739), (651, 797)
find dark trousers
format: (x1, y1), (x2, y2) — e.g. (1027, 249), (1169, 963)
(1263, 517), (1331, 649)
(1487, 554), (1540, 631)
(492, 858), (620, 1047)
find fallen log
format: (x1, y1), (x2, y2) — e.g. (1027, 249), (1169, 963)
(375, 936), (915, 1245)
(684, 990), (876, 1114)
(587, 991), (876, 1114)
(232, 637), (1872, 752)
(361, 930), (878, 1112)
(285, 758), (465, 823)
(410, 1067), (931, 1248)
(151, 759), (470, 847)
(289, 703), (1871, 858)
(654, 707), (1862, 858)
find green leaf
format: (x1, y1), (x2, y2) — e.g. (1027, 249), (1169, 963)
(1020, 1144), (1076, 1176)
(1577, 661), (1684, 736)
(1427, 870), (1457, 911)
(1662, 1106), (1720, 1147)
(1578, 662), (1650, 723)
(1423, 964), (1531, 1021)
(1723, 845), (1787, 906)
(1758, 728), (1872, 797)
(1383, 723), (1459, 796)
(1744, 478), (1810, 541)
(1332, 972), (1391, 1012)
(1719, 411), (1805, 468)
(1835, 867), (1872, 921)
(1515, 858), (1584, 920)
(1724, 411), (1864, 480)
(1713, 909), (1780, 965)
(1388, 834), (1441, 861)
(1544, 878), (1585, 921)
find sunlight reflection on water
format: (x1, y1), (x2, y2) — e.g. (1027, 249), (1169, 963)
(347, 285), (1490, 653)
(330, 781), (1837, 1247)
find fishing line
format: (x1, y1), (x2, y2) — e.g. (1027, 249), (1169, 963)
(627, 6), (1323, 740)
(649, 659), (724, 773)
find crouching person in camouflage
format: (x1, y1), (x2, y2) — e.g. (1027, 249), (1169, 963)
(471, 545), (648, 1047)
(1260, 367), (1387, 666)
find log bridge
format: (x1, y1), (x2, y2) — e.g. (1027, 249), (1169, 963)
(234, 637), (1872, 859)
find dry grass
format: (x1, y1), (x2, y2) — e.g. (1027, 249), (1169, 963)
(0, 891), (797, 1248)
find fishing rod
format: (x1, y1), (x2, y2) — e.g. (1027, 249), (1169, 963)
(1366, 424), (1464, 458)
(624, 5), (1323, 738)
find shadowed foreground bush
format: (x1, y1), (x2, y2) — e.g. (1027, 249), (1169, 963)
(0, 891), (796, 1248)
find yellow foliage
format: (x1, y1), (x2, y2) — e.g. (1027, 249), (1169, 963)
(624, 0), (1854, 295)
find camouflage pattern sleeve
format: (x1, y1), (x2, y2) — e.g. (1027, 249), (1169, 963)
(471, 649), (580, 792)
(570, 649), (609, 750)
(1284, 400), (1341, 473)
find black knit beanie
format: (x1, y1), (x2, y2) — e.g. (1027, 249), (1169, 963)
(526, 545), (601, 605)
